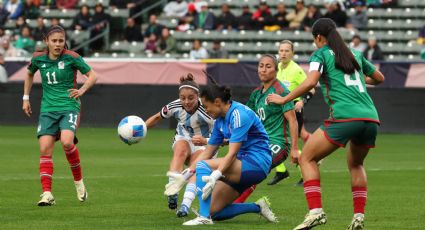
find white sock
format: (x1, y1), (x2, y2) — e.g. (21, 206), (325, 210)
(354, 213), (364, 219)
(310, 208), (324, 215)
(181, 182), (196, 208)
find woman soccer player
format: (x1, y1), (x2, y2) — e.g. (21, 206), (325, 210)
(22, 25), (97, 206)
(144, 73), (214, 217)
(267, 18), (384, 230)
(233, 54), (299, 203)
(167, 82), (278, 225)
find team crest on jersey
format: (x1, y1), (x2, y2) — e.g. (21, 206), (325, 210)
(58, 61), (65, 69)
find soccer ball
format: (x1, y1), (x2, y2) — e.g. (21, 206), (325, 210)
(117, 115), (147, 145)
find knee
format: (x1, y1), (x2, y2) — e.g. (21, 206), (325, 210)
(173, 149), (188, 159)
(61, 141), (74, 150)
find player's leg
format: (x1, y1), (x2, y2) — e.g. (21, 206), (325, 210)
(168, 139), (191, 209)
(59, 111), (87, 202)
(267, 143), (290, 185)
(294, 128), (340, 230)
(295, 110), (308, 186)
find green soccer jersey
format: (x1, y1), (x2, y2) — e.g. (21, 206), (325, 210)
(309, 45), (379, 122)
(28, 50), (91, 113)
(247, 79), (294, 146)
(276, 60), (307, 102)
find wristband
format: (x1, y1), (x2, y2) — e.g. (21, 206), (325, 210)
(302, 92), (313, 105)
(23, 95), (30, 100)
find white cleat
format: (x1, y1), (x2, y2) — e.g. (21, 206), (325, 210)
(294, 211), (327, 230)
(74, 179), (88, 202)
(37, 191), (55, 206)
(256, 196), (278, 223)
(182, 216), (213, 226)
(347, 215), (364, 230)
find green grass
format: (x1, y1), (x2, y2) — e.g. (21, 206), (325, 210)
(0, 125), (423, 229)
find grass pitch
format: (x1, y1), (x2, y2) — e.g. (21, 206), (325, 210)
(0, 125), (423, 229)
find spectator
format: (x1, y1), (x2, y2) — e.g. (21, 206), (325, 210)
(1, 39), (19, 57)
(176, 3), (197, 32)
(0, 27), (9, 45)
(380, 0), (397, 8)
(42, 0), (57, 9)
(273, 3), (289, 30)
(5, 0), (23, 20)
(215, 3), (236, 31)
(252, 1), (273, 30)
(14, 16), (27, 38)
(56, 0), (78, 10)
(193, 2), (215, 31)
(237, 5), (253, 30)
(0, 2), (10, 26)
(72, 5), (92, 31)
(15, 25), (35, 53)
(23, 0), (40, 19)
(323, 1), (348, 28)
(144, 33), (158, 54)
(124, 18), (143, 42)
(0, 55), (7, 83)
(347, 2), (367, 30)
(363, 37), (384, 61)
(143, 14), (164, 42)
(417, 24), (425, 45)
(50, 17), (63, 27)
(163, 0), (188, 18)
(157, 27), (176, 54)
(301, 4), (322, 32)
(110, 0), (136, 10)
(286, 0), (308, 29)
(189, 39), (208, 59)
(32, 17), (48, 41)
(90, 3), (110, 51)
(208, 40), (228, 59)
(349, 35), (367, 52)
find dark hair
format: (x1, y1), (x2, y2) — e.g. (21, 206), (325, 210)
(260, 54), (278, 71)
(44, 25), (68, 50)
(201, 71), (232, 103)
(312, 18), (360, 74)
(179, 73), (200, 93)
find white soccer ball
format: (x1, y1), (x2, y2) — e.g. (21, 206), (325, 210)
(117, 115), (147, 145)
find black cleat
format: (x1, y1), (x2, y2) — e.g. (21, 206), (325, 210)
(168, 194), (178, 210)
(267, 171), (290, 185)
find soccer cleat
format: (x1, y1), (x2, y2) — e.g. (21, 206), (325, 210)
(168, 194), (178, 210)
(267, 171), (290, 185)
(182, 216), (213, 225)
(293, 211), (327, 230)
(256, 196), (278, 223)
(176, 204), (190, 217)
(295, 178), (304, 187)
(74, 179), (88, 202)
(347, 215), (364, 230)
(37, 191), (55, 206)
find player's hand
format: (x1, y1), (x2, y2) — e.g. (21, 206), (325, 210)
(192, 135), (206, 146)
(68, 88), (86, 99)
(266, 93), (287, 105)
(201, 170), (222, 200)
(164, 171), (187, 196)
(22, 100), (32, 117)
(290, 148), (300, 165)
(294, 101), (304, 112)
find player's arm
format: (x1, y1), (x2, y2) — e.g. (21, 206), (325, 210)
(217, 142), (241, 173)
(68, 69), (98, 99)
(364, 70), (385, 85)
(267, 70), (320, 105)
(284, 109), (299, 164)
(22, 72), (34, 117)
(145, 112), (162, 129)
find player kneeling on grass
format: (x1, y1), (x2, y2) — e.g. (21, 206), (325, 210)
(144, 74), (214, 217)
(165, 81), (278, 225)
(22, 25), (97, 206)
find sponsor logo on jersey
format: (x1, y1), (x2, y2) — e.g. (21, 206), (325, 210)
(58, 61), (65, 69)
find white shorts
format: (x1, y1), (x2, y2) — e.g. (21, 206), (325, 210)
(172, 135), (206, 154)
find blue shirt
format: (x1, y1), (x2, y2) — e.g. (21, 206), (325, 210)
(208, 101), (272, 174)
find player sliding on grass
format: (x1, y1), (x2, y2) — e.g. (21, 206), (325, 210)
(144, 74), (214, 217)
(266, 18), (385, 230)
(22, 25), (97, 206)
(166, 80), (278, 225)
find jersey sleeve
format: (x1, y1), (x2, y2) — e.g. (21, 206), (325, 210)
(27, 58), (38, 74)
(246, 92), (256, 111)
(361, 55), (376, 76)
(279, 88), (294, 113)
(160, 100), (180, 119)
(73, 56), (91, 75)
(308, 51), (324, 75)
(229, 108), (253, 143)
(208, 121), (224, 145)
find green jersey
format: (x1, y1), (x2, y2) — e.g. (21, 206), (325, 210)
(276, 60), (307, 102)
(28, 50), (91, 113)
(309, 45), (379, 123)
(247, 80), (294, 146)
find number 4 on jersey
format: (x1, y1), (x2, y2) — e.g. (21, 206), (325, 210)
(344, 70), (364, 93)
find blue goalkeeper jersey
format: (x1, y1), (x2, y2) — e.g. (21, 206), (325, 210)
(208, 101), (272, 174)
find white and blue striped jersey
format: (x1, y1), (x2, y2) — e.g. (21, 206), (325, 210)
(160, 99), (214, 138)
